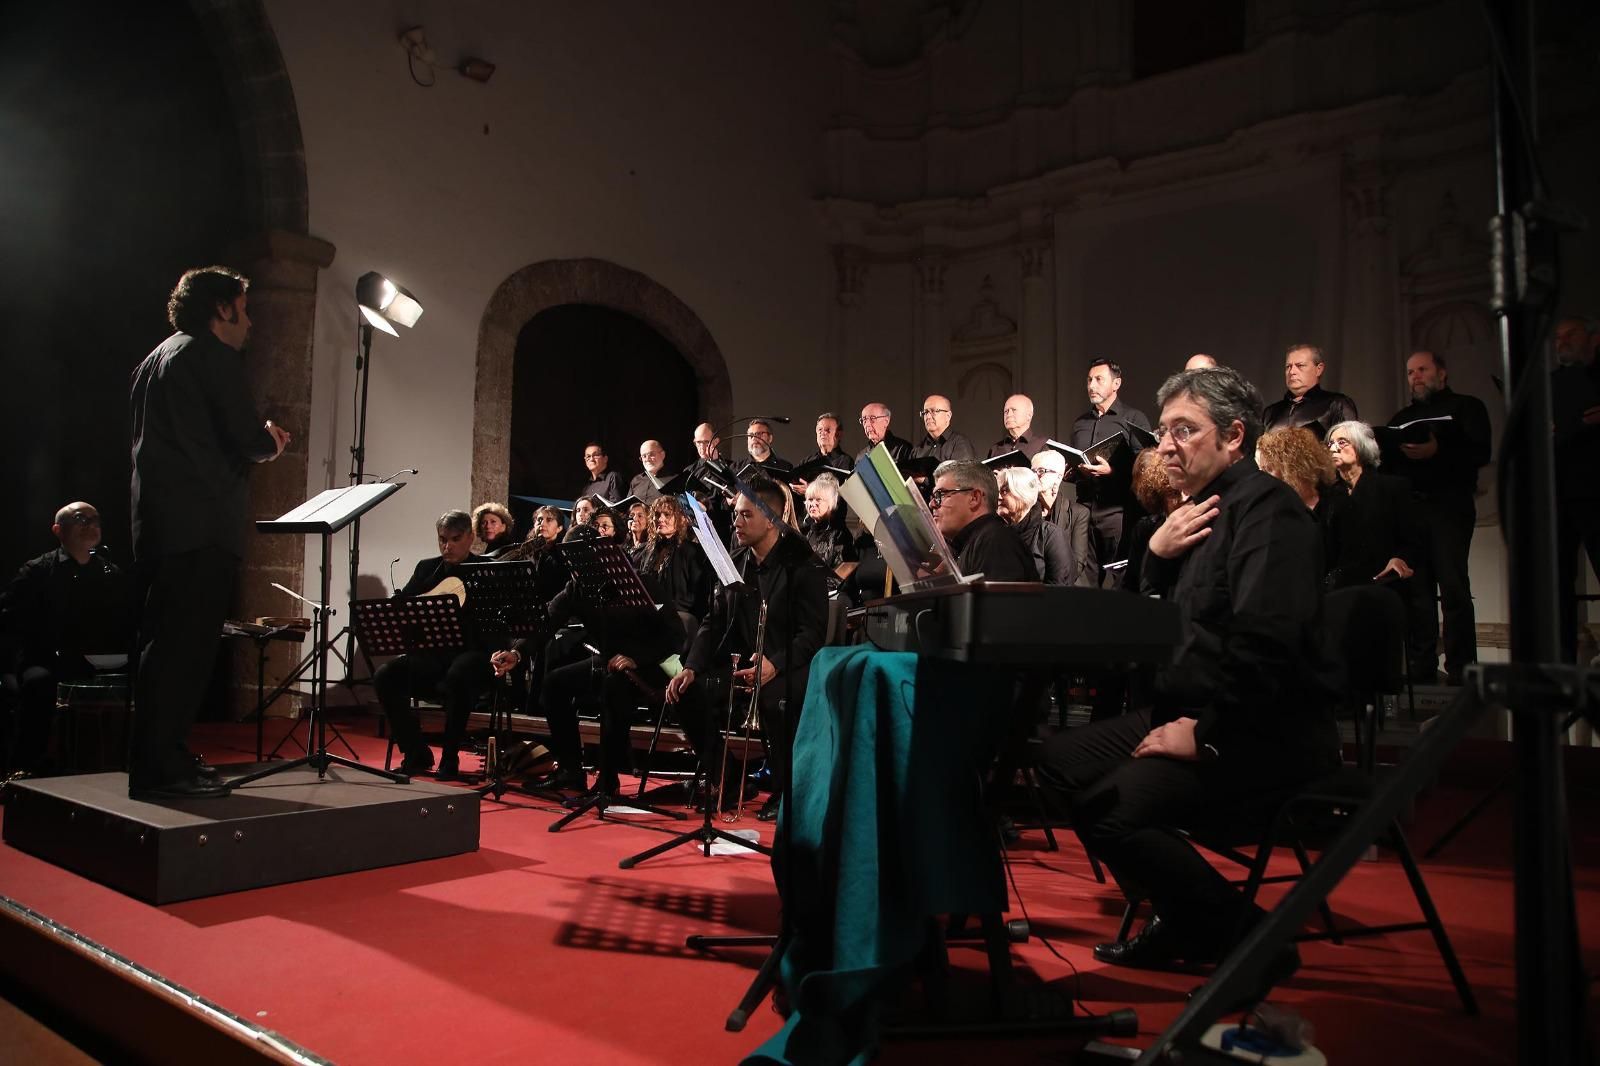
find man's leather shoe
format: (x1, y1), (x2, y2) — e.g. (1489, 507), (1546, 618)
(757, 797), (780, 822)
(1093, 915), (1212, 970)
(434, 753), (462, 782)
(399, 750), (435, 777)
(1186, 945), (1301, 1013)
(191, 754), (221, 781)
(523, 767), (587, 794)
(130, 775), (233, 801)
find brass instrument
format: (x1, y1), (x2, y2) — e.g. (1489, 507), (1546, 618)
(716, 597), (768, 822)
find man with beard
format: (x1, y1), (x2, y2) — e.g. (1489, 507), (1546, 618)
(630, 439), (669, 504)
(1066, 359), (1151, 587)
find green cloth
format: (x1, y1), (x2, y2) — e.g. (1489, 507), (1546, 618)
(744, 645), (1009, 1066)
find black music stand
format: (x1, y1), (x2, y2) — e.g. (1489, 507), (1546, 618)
(230, 483), (411, 790)
(461, 561), (545, 800)
(546, 539), (688, 831)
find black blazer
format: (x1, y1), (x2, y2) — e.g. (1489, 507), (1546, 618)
(1325, 471), (1423, 589)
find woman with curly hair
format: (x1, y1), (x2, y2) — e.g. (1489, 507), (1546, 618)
(1123, 448), (1183, 594)
(641, 495), (711, 636)
(471, 501), (517, 558)
(1255, 427), (1338, 511)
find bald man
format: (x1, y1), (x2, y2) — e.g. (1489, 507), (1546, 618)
(856, 402), (914, 466)
(987, 393), (1050, 460)
(2, 502), (132, 776)
(630, 439), (668, 503)
(912, 393), (976, 468)
(1185, 354), (1217, 370)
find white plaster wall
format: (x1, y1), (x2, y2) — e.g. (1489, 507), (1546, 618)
(261, 2), (833, 624)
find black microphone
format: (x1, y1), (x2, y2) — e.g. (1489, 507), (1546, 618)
(712, 414), (793, 443)
(389, 557), (402, 589)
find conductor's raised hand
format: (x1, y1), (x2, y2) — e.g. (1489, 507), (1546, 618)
(665, 667), (696, 704)
(1148, 495), (1220, 560)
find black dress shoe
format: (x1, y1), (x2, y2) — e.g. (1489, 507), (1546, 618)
(1093, 914), (1213, 970)
(434, 753), (462, 782)
(1186, 945), (1301, 1013)
(523, 767), (587, 794)
(129, 775), (233, 801)
(756, 797), (780, 822)
(191, 755), (221, 781)
(399, 750), (435, 777)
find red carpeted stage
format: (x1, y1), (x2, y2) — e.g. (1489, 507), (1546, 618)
(0, 717), (1595, 1064)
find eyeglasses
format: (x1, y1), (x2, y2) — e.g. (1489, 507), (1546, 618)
(584, 451), (604, 460)
(1327, 438), (1354, 451)
(61, 512), (100, 526)
(919, 408), (950, 417)
(858, 414), (888, 425)
(1152, 423), (1213, 445)
(929, 487), (977, 507)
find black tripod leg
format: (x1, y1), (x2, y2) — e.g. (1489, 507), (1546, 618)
(724, 934), (789, 1032)
(1423, 775), (1509, 859)
(320, 753), (410, 783)
(618, 827), (710, 868)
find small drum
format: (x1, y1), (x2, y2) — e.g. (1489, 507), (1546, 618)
(55, 675), (133, 773)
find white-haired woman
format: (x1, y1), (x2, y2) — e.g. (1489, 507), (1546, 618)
(1325, 420), (1422, 588)
(994, 466), (1073, 585)
(802, 473), (858, 586)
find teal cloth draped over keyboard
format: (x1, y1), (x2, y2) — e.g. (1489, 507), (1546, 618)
(744, 644), (1010, 1065)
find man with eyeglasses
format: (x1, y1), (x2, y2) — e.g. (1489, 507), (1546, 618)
(911, 394), (976, 469)
(928, 460), (1033, 581)
(856, 402), (914, 467)
(744, 419), (793, 476)
(630, 440), (669, 505)
(579, 441), (623, 503)
(1036, 365), (1340, 1006)
(1, 502), (132, 778)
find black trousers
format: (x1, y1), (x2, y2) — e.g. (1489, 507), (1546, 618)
(1557, 496), (1600, 663)
(1087, 505), (1126, 589)
(675, 672), (796, 797)
(1407, 494), (1478, 680)
(131, 547), (236, 788)
(1035, 712), (1317, 941)
(540, 656), (662, 789)
(373, 649), (490, 761)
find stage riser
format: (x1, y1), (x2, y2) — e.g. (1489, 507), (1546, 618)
(2, 771), (479, 904)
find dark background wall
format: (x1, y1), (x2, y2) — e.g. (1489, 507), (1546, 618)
(0, 2), (246, 571)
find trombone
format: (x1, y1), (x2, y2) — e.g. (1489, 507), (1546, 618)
(716, 596), (768, 822)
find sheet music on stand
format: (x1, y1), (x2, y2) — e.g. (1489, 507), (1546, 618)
(257, 481), (403, 535)
(558, 539), (659, 611)
(682, 493), (744, 588)
(350, 594), (465, 657)
(838, 442), (961, 592)
(461, 560), (545, 646)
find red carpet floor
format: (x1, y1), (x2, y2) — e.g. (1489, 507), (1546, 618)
(1, 718), (1597, 1065)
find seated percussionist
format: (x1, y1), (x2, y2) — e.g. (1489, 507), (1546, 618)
(666, 476), (829, 818)
(1036, 366), (1340, 1002)
(372, 509), (492, 779)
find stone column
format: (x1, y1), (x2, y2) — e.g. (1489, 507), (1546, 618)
(1018, 238), (1057, 431)
(913, 254), (947, 413)
(1340, 158), (1399, 413)
(226, 229), (336, 718)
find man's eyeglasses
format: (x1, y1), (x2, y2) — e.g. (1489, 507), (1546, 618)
(61, 512), (100, 527)
(929, 487), (976, 507)
(858, 414), (888, 425)
(919, 408), (950, 417)
(584, 451), (604, 460)
(1152, 423), (1213, 445)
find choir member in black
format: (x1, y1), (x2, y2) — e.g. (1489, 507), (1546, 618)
(666, 476), (829, 818)
(856, 402), (914, 466)
(1324, 421), (1421, 589)
(795, 413), (856, 483)
(986, 393), (1051, 461)
(1553, 317), (1600, 663)
(372, 511), (493, 779)
(1, 502), (131, 777)
(591, 507), (620, 540)
(1255, 428), (1340, 533)
(1185, 353), (1218, 370)
(580, 441), (624, 502)
(801, 474), (858, 590)
(688, 422), (735, 543)
(912, 394), (976, 465)
(129, 267), (290, 798)
(496, 525), (686, 797)
(929, 460), (1034, 581)
(744, 419), (793, 475)
(1382, 349), (1492, 684)
(1038, 366), (1340, 998)
(1031, 450), (1098, 588)
(625, 501), (651, 564)
(572, 497), (596, 527)
(639, 495), (712, 640)
(630, 440), (669, 504)
(995, 468), (1074, 585)
(471, 501), (517, 558)
(1065, 360), (1151, 587)
(1261, 344), (1359, 439)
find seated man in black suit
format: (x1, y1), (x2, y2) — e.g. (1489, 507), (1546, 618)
(372, 510), (491, 779)
(1036, 366), (1341, 1003)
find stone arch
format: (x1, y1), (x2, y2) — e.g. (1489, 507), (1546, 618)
(471, 259), (734, 507)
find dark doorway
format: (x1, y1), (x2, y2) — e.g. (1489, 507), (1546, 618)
(509, 305), (699, 522)
(0, 2), (248, 572)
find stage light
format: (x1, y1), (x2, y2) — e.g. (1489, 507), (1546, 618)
(356, 272), (423, 336)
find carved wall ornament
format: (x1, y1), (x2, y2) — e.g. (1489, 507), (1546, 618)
(952, 275), (1017, 343)
(834, 246), (869, 307)
(915, 256), (947, 299)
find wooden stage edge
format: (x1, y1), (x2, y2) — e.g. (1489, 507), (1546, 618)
(0, 893), (325, 1065)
